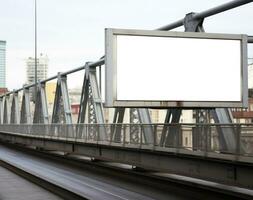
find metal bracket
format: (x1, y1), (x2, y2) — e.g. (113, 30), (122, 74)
(184, 12), (204, 32)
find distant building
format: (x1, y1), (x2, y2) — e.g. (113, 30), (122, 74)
(45, 82), (57, 121)
(26, 53), (48, 100)
(69, 88), (81, 105)
(26, 53), (48, 84)
(69, 88), (81, 123)
(231, 62), (253, 123)
(0, 40), (6, 88)
(46, 82), (56, 105)
(232, 88), (253, 123)
(0, 88), (8, 95)
(44, 86), (82, 123)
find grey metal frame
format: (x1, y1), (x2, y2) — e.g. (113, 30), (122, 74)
(52, 73), (72, 124)
(10, 92), (19, 124)
(0, 97), (3, 124)
(20, 87), (32, 124)
(105, 28), (248, 108)
(3, 95), (10, 124)
(77, 63), (107, 140)
(33, 82), (49, 124)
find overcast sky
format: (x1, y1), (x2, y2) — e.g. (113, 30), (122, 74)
(0, 0), (253, 90)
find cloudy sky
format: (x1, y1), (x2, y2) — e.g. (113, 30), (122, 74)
(0, 0), (252, 90)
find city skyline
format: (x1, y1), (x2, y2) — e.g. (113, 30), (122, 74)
(0, 0), (253, 90)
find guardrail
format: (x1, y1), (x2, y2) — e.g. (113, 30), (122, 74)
(0, 123), (252, 157)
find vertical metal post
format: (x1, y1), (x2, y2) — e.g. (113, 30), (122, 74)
(99, 65), (102, 94)
(10, 92), (20, 124)
(140, 124), (143, 148)
(175, 124), (180, 154)
(0, 97), (3, 124)
(20, 87), (32, 124)
(34, 0), (38, 102)
(154, 124), (157, 150)
(123, 125), (126, 147)
(3, 95), (10, 124)
(236, 124), (241, 155)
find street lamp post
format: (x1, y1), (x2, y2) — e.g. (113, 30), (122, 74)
(34, 0), (37, 102)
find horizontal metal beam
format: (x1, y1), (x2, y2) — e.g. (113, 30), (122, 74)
(158, 0), (253, 31)
(0, 58), (105, 98)
(248, 36), (253, 43)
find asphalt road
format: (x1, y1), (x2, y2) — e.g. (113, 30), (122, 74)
(0, 144), (192, 200)
(0, 165), (63, 200)
(0, 143), (252, 200)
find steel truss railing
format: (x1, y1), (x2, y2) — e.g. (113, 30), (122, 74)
(0, 123), (253, 157)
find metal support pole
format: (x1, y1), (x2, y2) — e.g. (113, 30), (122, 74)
(0, 97), (3, 124)
(34, 0), (38, 103)
(236, 124), (241, 155)
(99, 65), (102, 94)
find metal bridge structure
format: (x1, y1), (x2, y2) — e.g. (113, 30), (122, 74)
(1, 0), (253, 192)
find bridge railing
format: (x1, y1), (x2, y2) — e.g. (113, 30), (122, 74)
(0, 123), (253, 157)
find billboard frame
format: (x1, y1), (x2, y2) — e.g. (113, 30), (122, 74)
(105, 28), (248, 108)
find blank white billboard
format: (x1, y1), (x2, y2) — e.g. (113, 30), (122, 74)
(105, 29), (248, 108)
